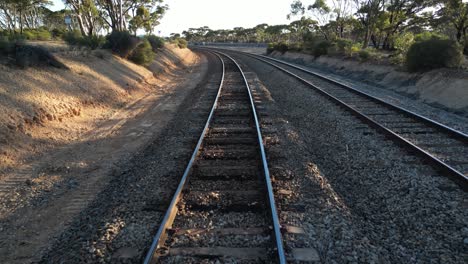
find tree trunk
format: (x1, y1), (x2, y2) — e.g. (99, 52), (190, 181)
(19, 11), (23, 34)
(76, 15), (87, 36)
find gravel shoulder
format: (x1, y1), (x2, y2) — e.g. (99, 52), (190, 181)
(0, 50), (210, 263)
(267, 52), (468, 134)
(231, 51), (468, 263)
(34, 51), (222, 263)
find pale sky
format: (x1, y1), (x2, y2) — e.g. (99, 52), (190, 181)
(51, 0), (293, 36)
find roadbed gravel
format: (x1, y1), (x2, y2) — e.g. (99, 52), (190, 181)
(231, 51), (467, 263)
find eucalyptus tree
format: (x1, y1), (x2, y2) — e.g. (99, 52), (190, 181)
(437, 0), (468, 43)
(0, 0), (51, 33)
(94, 0), (167, 32)
(63, 0), (100, 36)
(290, 0), (356, 39)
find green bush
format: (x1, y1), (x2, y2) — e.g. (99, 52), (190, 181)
(414, 32), (447, 42)
(63, 30), (105, 50)
(313, 41), (331, 57)
(275, 42), (289, 53)
(80, 35), (105, 49)
(464, 37), (468, 55)
(394, 32), (414, 55)
(105, 31), (139, 58)
(288, 42), (303, 52)
(15, 44), (68, 69)
(0, 36), (14, 55)
(51, 29), (65, 39)
(146, 35), (165, 51)
(63, 30), (82, 45)
(176, 38), (188, 49)
(129, 39), (155, 66)
(406, 39), (463, 72)
(266, 42), (275, 54)
(22, 29), (51, 41)
(358, 49), (371, 61)
(328, 38), (353, 56)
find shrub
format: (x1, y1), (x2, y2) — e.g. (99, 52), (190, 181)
(358, 49), (371, 61)
(0, 36), (14, 55)
(406, 39), (463, 72)
(350, 43), (361, 55)
(129, 39), (155, 66)
(15, 44), (68, 69)
(51, 29), (65, 39)
(106, 31), (139, 58)
(336, 39), (353, 56)
(22, 29), (51, 41)
(275, 42), (289, 53)
(79, 35), (105, 49)
(176, 38), (188, 49)
(266, 43), (275, 54)
(146, 35), (165, 51)
(414, 31), (447, 42)
(313, 41), (331, 57)
(288, 42), (303, 52)
(63, 30), (82, 45)
(464, 37), (468, 55)
(63, 31), (105, 50)
(394, 32), (414, 55)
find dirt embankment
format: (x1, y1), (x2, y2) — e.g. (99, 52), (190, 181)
(269, 51), (468, 115)
(0, 43), (196, 175)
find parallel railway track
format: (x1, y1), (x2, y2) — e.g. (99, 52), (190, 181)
(220, 50), (468, 190)
(143, 52), (288, 263)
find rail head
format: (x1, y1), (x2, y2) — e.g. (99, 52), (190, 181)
(143, 51), (226, 264)
(256, 53), (468, 141)
(213, 51), (287, 264)
(208, 48), (468, 142)
(228, 51), (468, 190)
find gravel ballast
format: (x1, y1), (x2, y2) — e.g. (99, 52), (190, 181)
(37, 51), (223, 263)
(230, 51), (467, 263)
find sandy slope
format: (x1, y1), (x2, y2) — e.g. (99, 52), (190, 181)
(0, 43), (194, 175)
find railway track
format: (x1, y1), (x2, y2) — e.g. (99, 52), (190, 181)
(143, 51), (297, 263)
(221, 50), (468, 190)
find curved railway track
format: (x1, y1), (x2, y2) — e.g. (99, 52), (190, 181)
(143, 51), (288, 263)
(218, 50), (468, 190)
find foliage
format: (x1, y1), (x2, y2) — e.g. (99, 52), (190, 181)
(23, 28), (52, 41)
(313, 41), (331, 57)
(266, 42), (304, 54)
(129, 4), (166, 35)
(63, 30), (105, 49)
(358, 49), (371, 61)
(146, 35), (165, 51)
(406, 39), (463, 72)
(0, 40), (68, 69)
(172, 38), (187, 49)
(288, 42), (303, 52)
(129, 39), (155, 66)
(0, 36), (15, 55)
(328, 38), (354, 56)
(414, 32), (447, 42)
(105, 31), (139, 58)
(394, 32), (415, 55)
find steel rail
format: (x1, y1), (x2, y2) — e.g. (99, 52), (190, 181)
(143, 51), (225, 264)
(143, 51), (287, 263)
(226, 50), (468, 141)
(220, 51), (287, 264)
(219, 50), (468, 190)
(254, 54), (468, 141)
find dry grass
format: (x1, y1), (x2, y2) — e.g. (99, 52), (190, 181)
(0, 45), (198, 175)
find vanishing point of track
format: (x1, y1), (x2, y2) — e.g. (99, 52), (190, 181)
(143, 51), (286, 263)
(224, 50), (468, 190)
